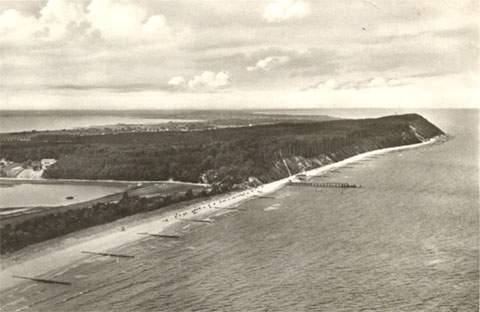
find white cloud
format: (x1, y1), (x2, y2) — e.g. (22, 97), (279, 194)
(167, 71), (231, 92)
(263, 0), (310, 23)
(86, 0), (163, 40)
(368, 77), (404, 88)
(168, 76), (186, 86)
(0, 9), (38, 43)
(0, 0), (86, 44)
(308, 78), (338, 90)
(0, 0), (174, 44)
(39, 0), (85, 40)
(188, 71), (230, 91)
(368, 77), (387, 87)
(323, 79), (338, 89)
(246, 56), (290, 71)
(142, 15), (167, 33)
(309, 77), (406, 91)
(86, 0), (144, 39)
(387, 79), (402, 86)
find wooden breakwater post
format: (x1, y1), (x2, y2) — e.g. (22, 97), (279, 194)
(12, 275), (72, 286)
(81, 251), (135, 258)
(287, 181), (361, 188)
(137, 233), (182, 239)
(181, 218), (215, 224)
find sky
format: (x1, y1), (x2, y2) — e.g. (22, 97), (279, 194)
(0, 0), (478, 110)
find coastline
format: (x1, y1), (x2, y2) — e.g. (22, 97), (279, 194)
(0, 177), (207, 188)
(0, 136), (442, 291)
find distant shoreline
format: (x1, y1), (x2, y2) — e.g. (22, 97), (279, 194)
(0, 135), (443, 292)
(0, 114), (204, 134)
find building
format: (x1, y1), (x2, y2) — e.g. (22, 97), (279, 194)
(41, 159), (57, 170)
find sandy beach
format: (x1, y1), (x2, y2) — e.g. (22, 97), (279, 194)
(0, 136), (442, 292)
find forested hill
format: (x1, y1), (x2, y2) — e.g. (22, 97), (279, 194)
(0, 114), (444, 192)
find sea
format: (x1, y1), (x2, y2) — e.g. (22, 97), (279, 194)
(0, 109), (478, 311)
(0, 110), (198, 133)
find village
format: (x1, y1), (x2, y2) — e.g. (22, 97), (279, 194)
(0, 158), (56, 179)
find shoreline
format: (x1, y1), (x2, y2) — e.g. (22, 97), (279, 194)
(0, 177), (207, 188)
(0, 136), (442, 291)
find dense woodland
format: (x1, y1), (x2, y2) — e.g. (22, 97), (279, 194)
(0, 114), (444, 191)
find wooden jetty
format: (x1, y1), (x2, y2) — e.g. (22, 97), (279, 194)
(288, 181), (360, 188)
(256, 196), (276, 199)
(81, 251), (135, 258)
(13, 275), (71, 286)
(137, 233), (181, 239)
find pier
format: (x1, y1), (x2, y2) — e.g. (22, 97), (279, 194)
(288, 181), (360, 188)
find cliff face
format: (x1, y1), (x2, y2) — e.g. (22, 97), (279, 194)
(240, 114), (444, 186)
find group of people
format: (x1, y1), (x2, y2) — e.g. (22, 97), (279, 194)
(160, 187), (262, 224)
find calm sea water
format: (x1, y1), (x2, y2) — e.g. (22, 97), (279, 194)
(0, 109), (478, 311)
(0, 183), (126, 209)
(0, 112), (197, 133)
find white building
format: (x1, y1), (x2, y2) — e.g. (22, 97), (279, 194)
(41, 159), (57, 170)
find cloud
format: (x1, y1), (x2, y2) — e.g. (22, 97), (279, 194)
(48, 83), (161, 93)
(39, 0), (85, 40)
(323, 79), (338, 89)
(86, 0), (145, 40)
(142, 15), (167, 33)
(367, 77), (405, 88)
(167, 71), (231, 92)
(188, 71), (230, 90)
(307, 77), (408, 91)
(263, 0), (310, 22)
(86, 0), (173, 41)
(168, 76), (186, 87)
(0, 0), (175, 44)
(0, 0), (87, 44)
(367, 77), (387, 87)
(0, 9), (38, 43)
(309, 79), (339, 91)
(246, 55), (290, 71)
